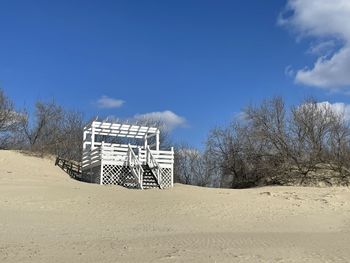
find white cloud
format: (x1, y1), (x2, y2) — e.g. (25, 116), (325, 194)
(96, 96), (124, 109)
(296, 47), (350, 88)
(284, 65), (295, 78)
(133, 110), (186, 131)
(307, 40), (336, 55)
(279, 0), (350, 90)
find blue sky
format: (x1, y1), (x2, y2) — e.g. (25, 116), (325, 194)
(1, 0), (350, 148)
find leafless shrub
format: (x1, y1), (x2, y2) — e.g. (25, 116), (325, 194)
(206, 123), (249, 188)
(173, 143), (193, 184)
(0, 89), (23, 148)
(287, 100), (338, 182)
(174, 143), (214, 187)
(327, 115), (350, 178)
(18, 100), (84, 161)
(203, 97), (350, 188)
(56, 110), (84, 161)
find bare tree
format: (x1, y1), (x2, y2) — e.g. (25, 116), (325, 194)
(243, 97), (289, 184)
(0, 89), (22, 148)
(327, 113), (350, 178)
(20, 101), (63, 150)
(19, 100), (84, 160)
(206, 123), (246, 188)
(174, 143), (196, 184)
(287, 100), (340, 183)
(0, 89), (15, 131)
(203, 96), (350, 188)
(173, 143), (214, 187)
(56, 110), (84, 161)
(133, 117), (172, 149)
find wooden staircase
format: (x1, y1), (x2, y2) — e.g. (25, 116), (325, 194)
(56, 148), (163, 189)
(142, 164), (161, 189)
(55, 157), (82, 180)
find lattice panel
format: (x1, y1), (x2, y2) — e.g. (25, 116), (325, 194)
(82, 166), (101, 184)
(102, 164), (139, 188)
(160, 168), (172, 188)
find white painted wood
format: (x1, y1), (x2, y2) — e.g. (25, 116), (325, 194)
(146, 145), (162, 188)
(91, 126), (95, 150)
(156, 131), (160, 151)
(128, 144), (144, 189)
(90, 121), (158, 133)
(100, 141), (104, 185)
(83, 121), (160, 146)
(144, 134), (148, 149)
(83, 131), (87, 150)
(171, 147), (174, 187)
(82, 121), (174, 188)
(85, 142), (139, 148)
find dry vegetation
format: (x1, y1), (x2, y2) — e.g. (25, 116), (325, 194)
(2, 88), (350, 188)
(0, 90), (84, 161)
(175, 97), (350, 188)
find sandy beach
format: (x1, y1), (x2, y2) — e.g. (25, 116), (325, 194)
(1, 150), (350, 262)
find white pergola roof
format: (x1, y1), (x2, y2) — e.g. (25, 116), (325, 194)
(84, 121), (160, 139)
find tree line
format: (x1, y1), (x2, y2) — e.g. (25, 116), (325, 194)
(0, 89), (169, 161)
(175, 97), (350, 187)
(0, 89), (84, 161)
(2, 88), (350, 187)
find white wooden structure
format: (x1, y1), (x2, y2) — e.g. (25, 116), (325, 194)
(81, 121), (174, 189)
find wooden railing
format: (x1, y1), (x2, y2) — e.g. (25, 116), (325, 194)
(139, 147), (174, 167)
(55, 157), (82, 179)
(82, 143), (174, 169)
(128, 144), (144, 189)
(146, 145), (161, 187)
(101, 143), (129, 163)
(82, 147), (101, 168)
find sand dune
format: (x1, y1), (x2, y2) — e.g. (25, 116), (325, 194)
(1, 150), (350, 262)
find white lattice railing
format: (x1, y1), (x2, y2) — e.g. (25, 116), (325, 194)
(127, 144), (144, 189)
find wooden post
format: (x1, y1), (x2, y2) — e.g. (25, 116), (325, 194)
(137, 146), (141, 164)
(83, 131), (87, 150)
(144, 134), (148, 149)
(146, 146), (149, 164)
(171, 147), (174, 187)
(91, 124), (95, 150)
(100, 141), (104, 185)
(156, 131), (160, 151)
(100, 160), (103, 185)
